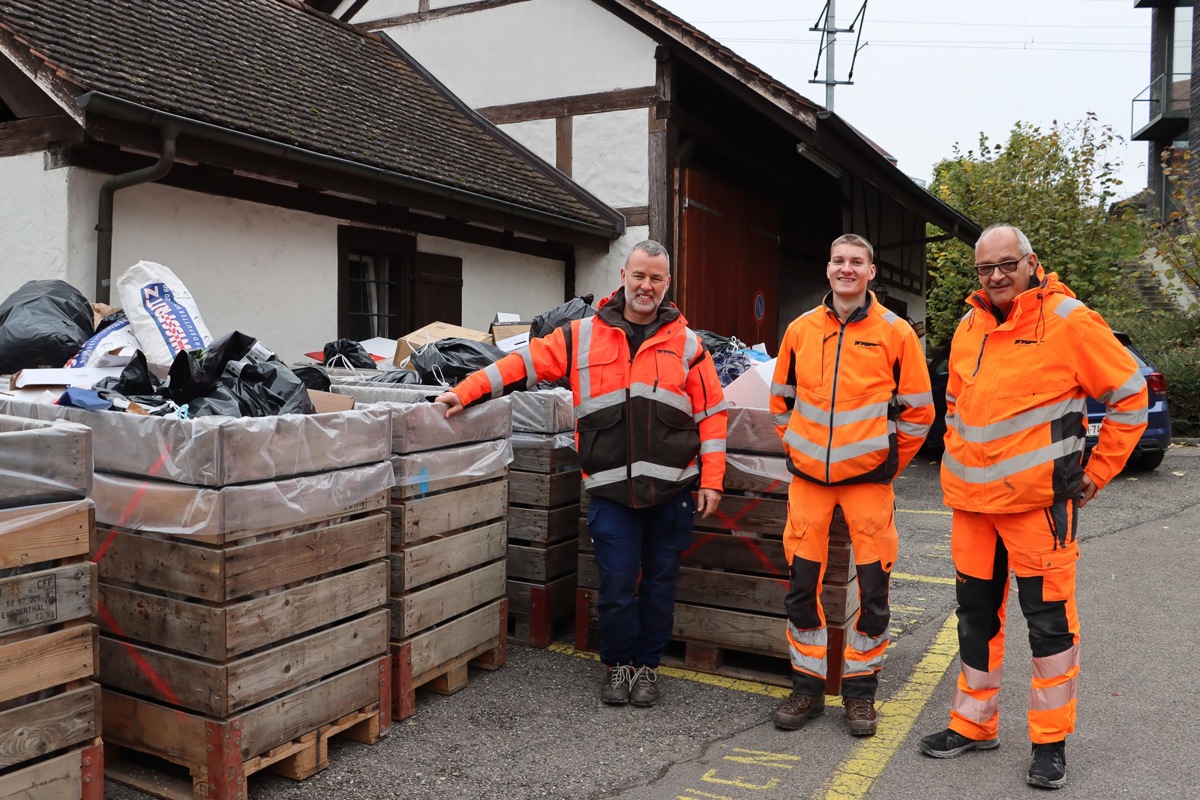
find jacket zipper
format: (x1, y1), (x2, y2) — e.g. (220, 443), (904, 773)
(973, 333), (988, 376)
(827, 318), (848, 485)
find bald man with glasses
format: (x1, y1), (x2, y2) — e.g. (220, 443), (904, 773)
(918, 224), (1148, 790)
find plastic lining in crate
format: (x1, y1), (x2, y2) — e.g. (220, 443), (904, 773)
(0, 398), (390, 487)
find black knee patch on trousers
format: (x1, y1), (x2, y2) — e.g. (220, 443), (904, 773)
(1015, 575), (1073, 657)
(785, 557), (823, 629)
(956, 536), (1009, 672)
(854, 561), (891, 637)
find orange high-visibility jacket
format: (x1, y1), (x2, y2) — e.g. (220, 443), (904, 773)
(770, 292), (934, 485)
(941, 272), (1148, 513)
(450, 289), (727, 508)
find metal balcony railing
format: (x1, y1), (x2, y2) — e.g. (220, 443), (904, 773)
(1131, 72), (1190, 141)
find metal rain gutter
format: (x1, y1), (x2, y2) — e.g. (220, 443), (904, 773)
(76, 91), (621, 244)
(95, 122), (178, 303)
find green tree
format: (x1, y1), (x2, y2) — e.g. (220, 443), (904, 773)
(924, 115), (1147, 346)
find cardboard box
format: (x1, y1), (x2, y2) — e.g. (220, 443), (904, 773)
(392, 322), (493, 367)
(307, 388), (355, 413)
(722, 358), (776, 409)
(490, 321), (532, 343)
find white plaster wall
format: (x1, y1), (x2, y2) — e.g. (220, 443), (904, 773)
(572, 109), (649, 209)
(0, 153), (73, 302)
(498, 119), (557, 168)
(62, 177), (338, 366)
(415, 234), (564, 330)
(381, 0), (657, 107)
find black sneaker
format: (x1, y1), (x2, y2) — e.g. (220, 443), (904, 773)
(918, 728), (1000, 758)
(1027, 741), (1067, 789)
(629, 665), (660, 707)
(601, 664), (635, 705)
(772, 692), (825, 730)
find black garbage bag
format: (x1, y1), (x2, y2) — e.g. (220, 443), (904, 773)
(409, 337), (506, 386)
(0, 280), (94, 373)
(529, 295), (595, 339)
(369, 369), (424, 385)
(293, 365), (332, 392)
(91, 351), (176, 412)
(323, 338), (377, 370)
(95, 308), (127, 334)
(694, 330), (747, 356)
(168, 331), (316, 418)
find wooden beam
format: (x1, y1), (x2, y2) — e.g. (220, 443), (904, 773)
(0, 54), (66, 118)
(478, 86), (660, 125)
(64, 145), (575, 262)
(617, 206), (649, 227)
(555, 116), (572, 177)
(364, 0), (533, 29)
(79, 117), (613, 249)
(0, 115), (82, 157)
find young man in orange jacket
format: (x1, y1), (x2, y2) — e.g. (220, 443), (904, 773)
(918, 225), (1148, 789)
(438, 240), (727, 707)
(769, 234), (934, 736)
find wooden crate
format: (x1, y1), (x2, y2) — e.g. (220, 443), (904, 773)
(0, 415), (91, 508)
(392, 598), (507, 721)
(389, 465), (510, 718)
(506, 432), (580, 647)
(102, 656), (391, 800)
(0, 398), (390, 487)
(0, 499), (103, 799)
(507, 573), (576, 649)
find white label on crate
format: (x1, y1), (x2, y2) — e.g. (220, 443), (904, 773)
(0, 572), (58, 633)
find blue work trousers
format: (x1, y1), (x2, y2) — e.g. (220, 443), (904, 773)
(586, 492), (695, 667)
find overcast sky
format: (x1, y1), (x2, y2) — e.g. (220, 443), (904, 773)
(654, 0), (1153, 200)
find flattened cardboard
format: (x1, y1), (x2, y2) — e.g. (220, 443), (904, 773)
(393, 322), (493, 367)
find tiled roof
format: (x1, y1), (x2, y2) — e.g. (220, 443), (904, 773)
(0, 0), (618, 231)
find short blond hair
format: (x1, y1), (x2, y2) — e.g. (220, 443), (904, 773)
(831, 233), (874, 263)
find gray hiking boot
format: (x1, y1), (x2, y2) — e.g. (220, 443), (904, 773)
(601, 664), (635, 705)
(629, 665), (660, 707)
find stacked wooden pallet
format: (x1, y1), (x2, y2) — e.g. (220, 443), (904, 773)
(0, 414), (103, 799)
(0, 398), (395, 800)
(506, 389), (579, 647)
(575, 406), (857, 694)
(328, 382), (513, 720)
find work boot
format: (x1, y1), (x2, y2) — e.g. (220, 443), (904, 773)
(772, 692), (825, 730)
(601, 664), (635, 706)
(918, 728), (1000, 758)
(844, 697), (878, 736)
(629, 665), (660, 707)
(1027, 741), (1067, 789)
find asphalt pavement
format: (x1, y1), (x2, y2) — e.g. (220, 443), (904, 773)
(106, 444), (1200, 800)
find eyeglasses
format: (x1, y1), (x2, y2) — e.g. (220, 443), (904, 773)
(973, 255), (1027, 278)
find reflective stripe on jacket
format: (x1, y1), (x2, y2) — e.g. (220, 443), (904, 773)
(769, 291), (934, 486)
(940, 272), (1148, 513)
(451, 289), (727, 508)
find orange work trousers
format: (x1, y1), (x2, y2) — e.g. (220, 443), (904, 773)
(782, 479), (897, 699)
(947, 500), (1081, 744)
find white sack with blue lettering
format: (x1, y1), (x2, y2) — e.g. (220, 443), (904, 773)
(116, 261), (213, 374)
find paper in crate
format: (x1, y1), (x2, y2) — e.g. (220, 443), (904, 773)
(393, 322), (493, 367)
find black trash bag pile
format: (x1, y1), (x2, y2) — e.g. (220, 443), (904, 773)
(368, 369), (425, 385)
(91, 351), (177, 414)
(0, 280), (94, 373)
(167, 331), (316, 418)
(529, 295), (594, 339)
(323, 338), (377, 370)
(409, 337), (506, 386)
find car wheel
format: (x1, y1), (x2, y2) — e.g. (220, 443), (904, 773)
(1126, 449), (1165, 472)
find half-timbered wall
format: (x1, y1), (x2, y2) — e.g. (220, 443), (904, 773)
(379, 0), (656, 302)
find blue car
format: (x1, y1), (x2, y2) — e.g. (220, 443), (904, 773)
(924, 332), (1171, 471)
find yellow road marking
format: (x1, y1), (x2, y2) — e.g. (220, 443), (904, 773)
(891, 571), (955, 585)
(896, 508), (952, 516)
(547, 642), (793, 698)
(813, 613), (960, 800)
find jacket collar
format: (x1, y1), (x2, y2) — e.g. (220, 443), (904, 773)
(596, 287), (683, 335)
